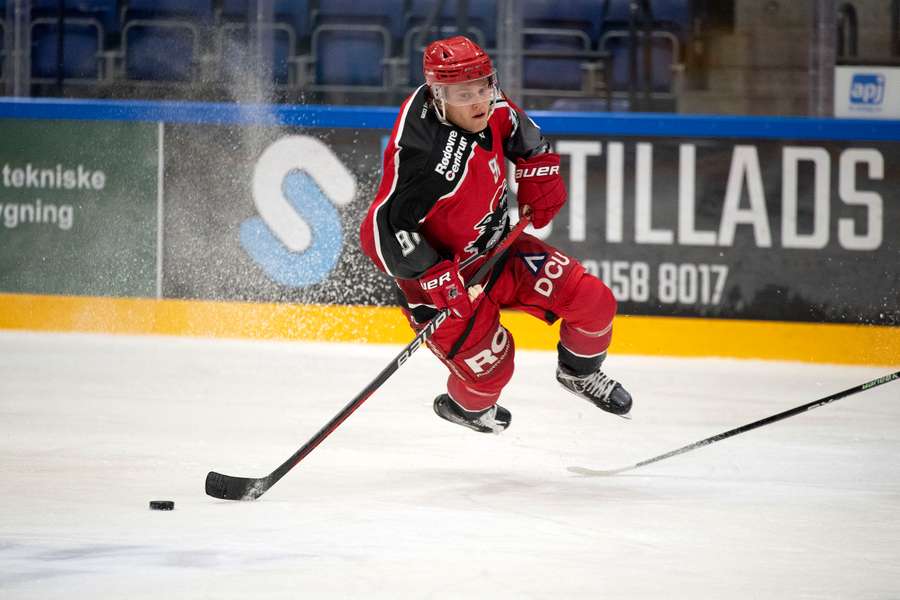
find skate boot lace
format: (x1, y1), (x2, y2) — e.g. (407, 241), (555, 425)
(573, 370), (618, 402)
(475, 406), (502, 433)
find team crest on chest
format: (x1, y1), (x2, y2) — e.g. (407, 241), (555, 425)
(462, 185), (509, 263)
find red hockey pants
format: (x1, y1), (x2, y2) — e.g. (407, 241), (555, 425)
(399, 234), (617, 411)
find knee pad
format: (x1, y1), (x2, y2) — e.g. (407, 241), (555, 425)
(446, 323), (515, 411)
(559, 273), (617, 364)
(562, 272), (617, 327)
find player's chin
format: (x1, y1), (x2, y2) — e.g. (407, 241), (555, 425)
(466, 113), (489, 132)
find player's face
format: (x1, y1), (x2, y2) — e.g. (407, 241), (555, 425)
(437, 76), (496, 132)
(445, 100), (490, 132)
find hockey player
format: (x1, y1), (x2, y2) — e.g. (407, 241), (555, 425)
(359, 36), (632, 434)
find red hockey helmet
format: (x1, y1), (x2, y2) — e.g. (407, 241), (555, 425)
(423, 35), (495, 86)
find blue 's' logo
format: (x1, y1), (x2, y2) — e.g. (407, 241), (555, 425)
(240, 136), (356, 287)
(849, 74), (885, 106)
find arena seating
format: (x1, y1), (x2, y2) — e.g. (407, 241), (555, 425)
(314, 0), (406, 46)
(31, 18), (103, 81)
(122, 0), (214, 23)
(598, 0), (686, 95)
(30, 0), (120, 40)
(600, 29), (680, 93)
(604, 0), (690, 32)
(311, 24), (392, 89)
(407, 0), (497, 49)
(402, 25), (487, 87)
(521, 0), (611, 97)
(219, 0), (309, 29)
(28, 1), (114, 82)
(216, 0), (309, 87)
(523, 28), (596, 91)
(0, 18), (5, 83)
(124, 22), (198, 82)
(217, 21), (295, 86)
(14, 0), (689, 105)
(523, 0), (605, 45)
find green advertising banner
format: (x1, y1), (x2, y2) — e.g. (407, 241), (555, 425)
(0, 119), (159, 297)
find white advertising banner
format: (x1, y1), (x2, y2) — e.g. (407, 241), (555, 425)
(835, 66), (900, 119)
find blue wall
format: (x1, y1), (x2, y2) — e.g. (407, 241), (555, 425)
(2, 98), (900, 141)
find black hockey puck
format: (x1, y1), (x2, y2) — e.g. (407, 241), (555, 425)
(149, 500), (174, 511)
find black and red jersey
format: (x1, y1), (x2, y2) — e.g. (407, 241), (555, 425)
(359, 85), (548, 282)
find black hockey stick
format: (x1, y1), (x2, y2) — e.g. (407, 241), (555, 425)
(569, 370), (900, 477)
(206, 215), (532, 500)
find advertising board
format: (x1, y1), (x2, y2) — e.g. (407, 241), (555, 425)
(0, 119), (158, 297)
(835, 66), (900, 119)
(163, 124), (898, 325)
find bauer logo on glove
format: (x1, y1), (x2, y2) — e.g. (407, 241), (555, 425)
(420, 271), (454, 291)
(514, 164), (560, 179)
(514, 152), (566, 229)
(417, 259), (474, 319)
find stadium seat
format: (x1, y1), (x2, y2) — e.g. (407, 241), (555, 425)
(650, 0), (691, 29)
(406, 0), (497, 49)
(600, 30), (679, 92)
(523, 29), (594, 91)
(30, 0), (119, 37)
(124, 21), (198, 82)
(313, 0), (405, 45)
(403, 25), (486, 87)
(603, 0), (690, 33)
(312, 24), (391, 88)
(120, 0), (211, 83)
(219, 0), (250, 19)
(218, 22), (296, 86)
(522, 0), (605, 46)
(219, 0), (312, 48)
(31, 18), (103, 80)
(0, 19), (5, 82)
(123, 0), (214, 22)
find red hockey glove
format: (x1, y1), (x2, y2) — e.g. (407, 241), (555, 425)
(418, 260), (474, 319)
(515, 152), (566, 229)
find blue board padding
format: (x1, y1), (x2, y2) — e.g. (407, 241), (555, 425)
(1, 97), (899, 141)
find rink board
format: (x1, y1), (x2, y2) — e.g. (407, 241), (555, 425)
(0, 99), (898, 365)
(0, 293), (897, 366)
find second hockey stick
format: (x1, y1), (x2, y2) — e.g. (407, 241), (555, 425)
(206, 215), (531, 501)
(569, 370), (900, 477)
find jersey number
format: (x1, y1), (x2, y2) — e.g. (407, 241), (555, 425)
(488, 156), (500, 183)
(396, 230), (421, 256)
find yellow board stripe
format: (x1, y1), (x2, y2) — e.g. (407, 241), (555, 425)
(1, 293), (897, 366)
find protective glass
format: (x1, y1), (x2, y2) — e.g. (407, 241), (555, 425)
(432, 74), (499, 106)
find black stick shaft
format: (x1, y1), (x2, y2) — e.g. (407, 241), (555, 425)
(208, 217), (531, 499)
(631, 370), (900, 471)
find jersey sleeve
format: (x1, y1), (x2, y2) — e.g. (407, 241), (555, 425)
(372, 146), (444, 279)
(497, 93), (551, 160)
(364, 87), (454, 280)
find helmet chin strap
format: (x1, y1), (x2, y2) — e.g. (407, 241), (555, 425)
(485, 88), (498, 120)
(434, 95), (450, 124)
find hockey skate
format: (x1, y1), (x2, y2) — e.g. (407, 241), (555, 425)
(433, 394), (511, 434)
(556, 365), (633, 416)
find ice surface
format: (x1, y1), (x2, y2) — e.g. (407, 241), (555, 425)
(1, 331), (898, 599)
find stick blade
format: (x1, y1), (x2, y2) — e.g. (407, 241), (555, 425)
(567, 465), (632, 477)
(205, 471), (269, 501)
